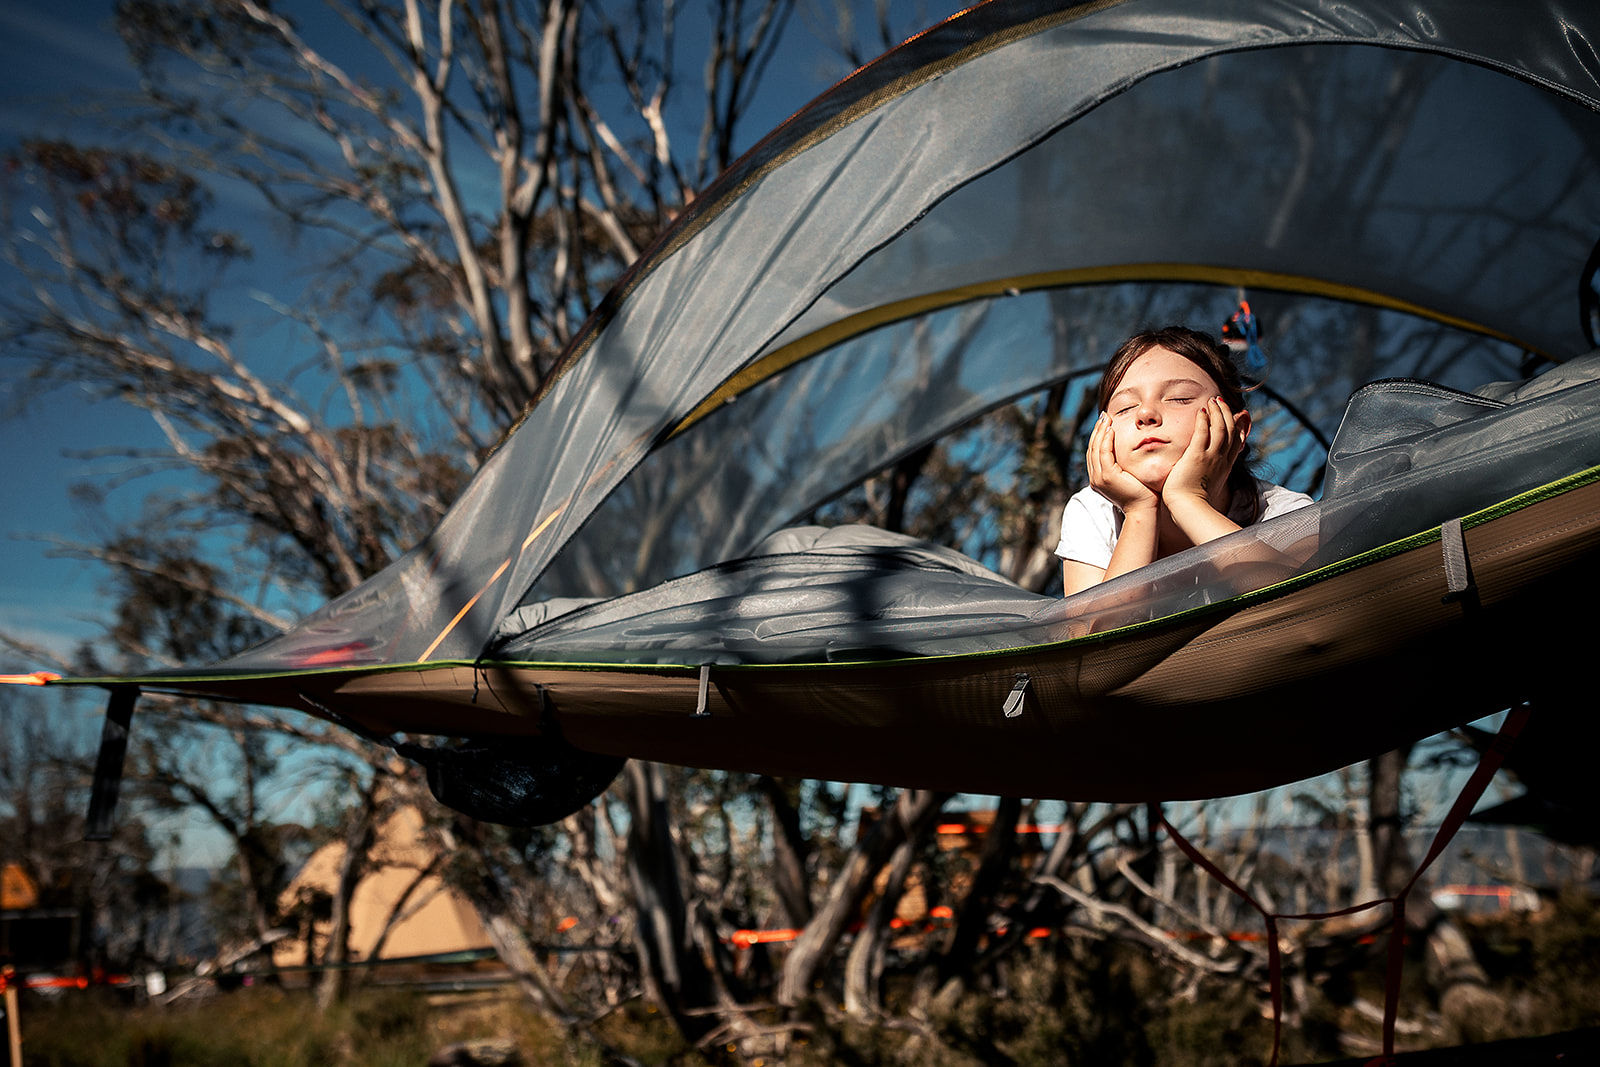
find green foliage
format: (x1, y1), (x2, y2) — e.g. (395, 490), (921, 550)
(1146, 981), (1280, 1067)
(769, 893), (1600, 1067)
(22, 991), (271, 1067)
(9, 141), (247, 269)
(22, 988), (450, 1067)
(935, 942), (1158, 1066)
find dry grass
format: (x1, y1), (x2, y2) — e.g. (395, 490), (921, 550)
(13, 898), (1599, 1066)
(14, 985), (675, 1067)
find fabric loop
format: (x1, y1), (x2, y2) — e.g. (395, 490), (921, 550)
(85, 687), (140, 843)
(1440, 517), (1476, 604)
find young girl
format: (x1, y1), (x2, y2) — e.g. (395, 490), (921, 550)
(1057, 326), (1311, 596)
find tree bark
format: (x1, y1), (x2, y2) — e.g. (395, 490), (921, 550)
(315, 781), (379, 1012)
(777, 788), (948, 1006)
(1367, 745), (1506, 1043)
(1367, 746), (1412, 901)
(755, 775), (813, 929)
(842, 812), (923, 1016)
(931, 795), (1023, 997)
(624, 761), (718, 1041)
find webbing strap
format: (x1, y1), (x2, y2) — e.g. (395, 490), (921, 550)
(1161, 703), (1531, 1066)
(1401, 704), (1531, 899)
(694, 664), (713, 718)
(1440, 517), (1476, 604)
(85, 687), (139, 842)
(1160, 816), (1287, 1064)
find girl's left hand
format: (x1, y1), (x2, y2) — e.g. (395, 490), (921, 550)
(1163, 397), (1248, 513)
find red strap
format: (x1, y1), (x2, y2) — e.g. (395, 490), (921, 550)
(1160, 815), (1288, 1065)
(1374, 703), (1531, 1058)
(1160, 703), (1531, 1066)
(1401, 704), (1531, 902)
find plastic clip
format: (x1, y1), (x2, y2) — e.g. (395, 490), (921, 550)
(1003, 673), (1030, 719)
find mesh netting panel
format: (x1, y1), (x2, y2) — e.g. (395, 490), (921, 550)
(532, 285), (1523, 601)
(501, 353), (1600, 665)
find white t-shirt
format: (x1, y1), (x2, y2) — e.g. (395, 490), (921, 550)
(1053, 479), (1313, 570)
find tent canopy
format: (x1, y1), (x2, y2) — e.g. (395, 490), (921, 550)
(9, 0), (1575, 687)
(195, 0), (1600, 674)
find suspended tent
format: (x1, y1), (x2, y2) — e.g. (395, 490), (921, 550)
(15, 0), (1600, 826)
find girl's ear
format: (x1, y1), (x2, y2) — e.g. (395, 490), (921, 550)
(1235, 409), (1252, 444)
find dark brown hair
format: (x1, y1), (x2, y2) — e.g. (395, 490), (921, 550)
(1098, 326), (1259, 521)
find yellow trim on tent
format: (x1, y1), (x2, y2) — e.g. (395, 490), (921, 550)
(671, 263), (1536, 437)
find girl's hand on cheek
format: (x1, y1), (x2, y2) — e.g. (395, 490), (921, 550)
(1164, 397), (1243, 513)
(1087, 414), (1158, 513)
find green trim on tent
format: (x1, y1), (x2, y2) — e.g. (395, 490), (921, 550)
(50, 461), (1600, 692)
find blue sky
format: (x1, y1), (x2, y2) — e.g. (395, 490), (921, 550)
(0, 1), (161, 659)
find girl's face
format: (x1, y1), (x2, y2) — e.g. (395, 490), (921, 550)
(1103, 346), (1226, 490)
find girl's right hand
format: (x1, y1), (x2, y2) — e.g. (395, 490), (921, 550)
(1087, 414), (1158, 514)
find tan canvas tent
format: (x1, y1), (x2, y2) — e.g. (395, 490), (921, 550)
(271, 805), (493, 976)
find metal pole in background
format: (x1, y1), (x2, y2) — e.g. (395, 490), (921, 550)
(2, 966), (20, 1067)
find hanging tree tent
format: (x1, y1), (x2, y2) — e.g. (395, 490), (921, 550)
(12, 0), (1600, 826)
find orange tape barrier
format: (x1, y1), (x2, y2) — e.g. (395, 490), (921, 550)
(0, 971), (130, 992)
(935, 823), (1061, 835)
(726, 907), (1053, 950)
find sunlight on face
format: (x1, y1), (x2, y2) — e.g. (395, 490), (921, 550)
(1104, 346), (1224, 490)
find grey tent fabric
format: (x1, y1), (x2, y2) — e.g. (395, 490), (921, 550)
(198, 0), (1600, 675)
(1326, 350), (1600, 496)
(493, 525), (1046, 665)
